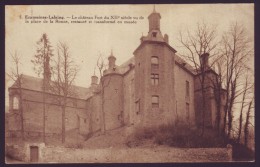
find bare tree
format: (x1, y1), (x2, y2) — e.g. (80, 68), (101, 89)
(211, 60), (225, 134)
(236, 70), (253, 143)
(31, 33), (54, 143)
(178, 22), (218, 136)
(51, 41), (79, 143)
(219, 22), (253, 138)
(7, 51), (25, 140)
(244, 96), (254, 147)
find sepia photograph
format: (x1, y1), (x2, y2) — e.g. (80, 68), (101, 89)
(5, 4), (254, 163)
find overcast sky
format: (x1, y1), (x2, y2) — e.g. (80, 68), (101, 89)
(5, 4), (254, 89)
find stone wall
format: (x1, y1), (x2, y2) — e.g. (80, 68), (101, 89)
(39, 146), (232, 163)
(7, 88), (88, 136)
(174, 63), (196, 125)
(5, 143), (45, 163)
(102, 73), (124, 131)
(123, 69), (135, 126)
(87, 93), (101, 133)
(134, 43), (176, 128)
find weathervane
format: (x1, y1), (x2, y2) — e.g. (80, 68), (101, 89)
(153, 4), (156, 13)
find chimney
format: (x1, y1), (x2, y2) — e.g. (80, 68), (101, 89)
(164, 34), (169, 44)
(200, 53), (209, 68)
(91, 75), (98, 86)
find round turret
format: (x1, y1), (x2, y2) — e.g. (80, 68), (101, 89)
(102, 73), (124, 131)
(101, 51), (124, 131)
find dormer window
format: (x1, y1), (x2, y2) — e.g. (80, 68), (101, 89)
(152, 32), (157, 37)
(151, 56), (159, 69)
(13, 96), (19, 110)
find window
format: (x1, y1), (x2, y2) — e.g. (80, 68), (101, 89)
(151, 74), (159, 85)
(151, 56), (159, 69)
(13, 97), (19, 110)
(152, 95), (159, 108)
(135, 100), (140, 114)
(152, 32), (157, 37)
(186, 81), (190, 98)
(186, 103), (190, 121)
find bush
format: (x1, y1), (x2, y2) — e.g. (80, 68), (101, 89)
(136, 127), (157, 140)
(125, 127), (156, 148)
(65, 142), (83, 149)
(232, 142), (255, 161)
(126, 124), (227, 148)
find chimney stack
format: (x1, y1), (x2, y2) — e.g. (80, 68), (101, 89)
(164, 34), (169, 44)
(108, 50), (116, 69)
(200, 53), (209, 68)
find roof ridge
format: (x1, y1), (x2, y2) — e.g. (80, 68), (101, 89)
(9, 74), (92, 99)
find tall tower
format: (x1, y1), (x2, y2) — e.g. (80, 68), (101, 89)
(133, 7), (177, 127)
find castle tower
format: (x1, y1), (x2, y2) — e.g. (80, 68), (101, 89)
(195, 53), (220, 128)
(133, 7), (177, 127)
(101, 52), (124, 132)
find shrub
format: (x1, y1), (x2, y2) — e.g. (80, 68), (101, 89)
(65, 142), (83, 149)
(232, 142), (255, 161)
(126, 124), (227, 148)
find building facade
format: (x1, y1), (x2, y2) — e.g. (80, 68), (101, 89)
(6, 9), (224, 139)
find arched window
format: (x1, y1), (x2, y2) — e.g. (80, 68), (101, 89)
(151, 56), (159, 69)
(152, 95), (159, 108)
(13, 96), (19, 110)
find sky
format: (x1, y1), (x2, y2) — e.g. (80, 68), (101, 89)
(5, 4), (254, 93)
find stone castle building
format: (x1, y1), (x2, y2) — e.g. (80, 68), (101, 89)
(7, 9), (225, 138)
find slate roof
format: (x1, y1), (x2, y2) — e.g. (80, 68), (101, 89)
(117, 57), (135, 74)
(9, 75), (92, 100)
(174, 54), (197, 75)
(117, 54), (196, 75)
